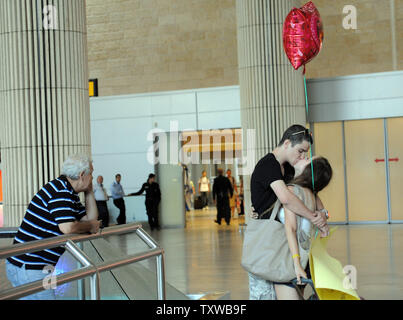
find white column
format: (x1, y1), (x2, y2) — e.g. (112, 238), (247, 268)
(236, 0), (306, 219)
(0, 0), (91, 226)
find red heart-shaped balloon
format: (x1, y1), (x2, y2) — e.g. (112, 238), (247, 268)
(283, 1), (324, 72)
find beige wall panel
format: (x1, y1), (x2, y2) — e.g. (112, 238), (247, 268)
(344, 119), (388, 222)
(314, 122), (346, 223)
(387, 117), (403, 221)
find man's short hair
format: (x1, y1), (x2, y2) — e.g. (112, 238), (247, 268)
(278, 124), (313, 147)
(149, 173), (155, 179)
(61, 154), (92, 180)
(115, 174), (121, 178)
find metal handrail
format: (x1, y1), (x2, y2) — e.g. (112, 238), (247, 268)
(0, 227), (18, 239)
(0, 223), (141, 259)
(0, 223), (166, 300)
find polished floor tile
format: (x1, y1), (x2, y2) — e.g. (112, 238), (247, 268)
(106, 208), (403, 300)
(2, 208), (403, 300)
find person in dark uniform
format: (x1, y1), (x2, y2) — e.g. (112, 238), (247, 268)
(129, 174), (161, 230)
(212, 168), (233, 226)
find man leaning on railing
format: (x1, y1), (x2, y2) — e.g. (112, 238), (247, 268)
(5, 154), (101, 300)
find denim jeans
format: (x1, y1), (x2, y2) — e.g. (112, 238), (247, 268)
(5, 260), (57, 300)
(200, 192), (208, 207)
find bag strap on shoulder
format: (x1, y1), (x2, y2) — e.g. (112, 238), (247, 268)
(269, 199), (282, 221)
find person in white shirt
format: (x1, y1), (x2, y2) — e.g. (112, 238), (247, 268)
(198, 170), (210, 210)
(93, 175), (110, 228)
(111, 174), (126, 225)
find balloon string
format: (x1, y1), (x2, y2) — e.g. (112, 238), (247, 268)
(303, 74), (315, 193)
(304, 73), (318, 239)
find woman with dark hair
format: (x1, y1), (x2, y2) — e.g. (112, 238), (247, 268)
(274, 156), (333, 300)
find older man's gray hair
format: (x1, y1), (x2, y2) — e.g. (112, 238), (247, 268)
(61, 154), (92, 180)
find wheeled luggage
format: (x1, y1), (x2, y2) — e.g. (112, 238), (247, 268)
(194, 196), (204, 210)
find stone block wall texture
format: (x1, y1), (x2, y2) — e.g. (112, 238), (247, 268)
(86, 0), (239, 96)
(304, 0), (402, 79)
(86, 0), (402, 96)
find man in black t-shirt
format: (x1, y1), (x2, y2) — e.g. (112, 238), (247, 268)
(250, 125), (328, 232)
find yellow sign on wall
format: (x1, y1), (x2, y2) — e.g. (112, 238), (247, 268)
(89, 79), (98, 97)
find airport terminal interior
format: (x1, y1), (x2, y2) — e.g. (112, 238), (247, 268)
(0, 0), (403, 300)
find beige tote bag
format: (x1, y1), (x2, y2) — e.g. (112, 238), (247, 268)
(241, 185), (313, 283)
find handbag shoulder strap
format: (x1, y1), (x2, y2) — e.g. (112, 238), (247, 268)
(288, 184), (305, 202)
(256, 201), (276, 219)
(260, 185), (305, 221)
(269, 199), (282, 221)
(288, 183), (316, 211)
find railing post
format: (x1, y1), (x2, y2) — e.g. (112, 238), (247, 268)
(0, 224), (165, 301)
(77, 242), (86, 300)
(65, 240), (100, 300)
(135, 228), (158, 249)
(90, 272), (101, 300)
(156, 251), (166, 300)
(136, 228), (166, 300)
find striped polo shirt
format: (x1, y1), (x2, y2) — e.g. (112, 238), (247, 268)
(7, 175), (86, 270)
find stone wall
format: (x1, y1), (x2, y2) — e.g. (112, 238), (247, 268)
(86, 0), (238, 96)
(305, 0), (402, 79)
(86, 0), (402, 96)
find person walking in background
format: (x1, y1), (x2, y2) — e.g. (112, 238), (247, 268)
(111, 174), (126, 225)
(93, 175), (110, 228)
(183, 165), (193, 212)
(129, 174), (161, 231)
(213, 168), (233, 226)
(6, 154), (100, 300)
(226, 169), (238, 218)
(239, 176), (245, 216)
(198, 170), (210, 210)
(189, 180), (195, 209)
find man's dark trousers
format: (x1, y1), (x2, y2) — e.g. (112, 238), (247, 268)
(216, 195), (230, 225)
(96, 200), (110, 228)
(146, 199), (160, 230)
(113, 198), (126, 225)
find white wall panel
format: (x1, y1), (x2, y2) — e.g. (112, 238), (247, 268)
(171, 93), (197, 114)
(91, 117), (153, 154)
(197, 87), (240, 112)
(90, 96), (152, 120)
(90, 86), (242, 223)
(151, 92), (196, 115)
(92, 153), (154, 193)
(198, 110), (241, 130)
(308, 71), (403, 122)
(151, 114), (198, 132)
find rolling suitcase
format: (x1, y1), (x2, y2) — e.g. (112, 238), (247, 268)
(194, 196), (204, 210)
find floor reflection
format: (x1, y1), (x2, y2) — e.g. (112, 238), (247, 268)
(2, 208), (403, 300)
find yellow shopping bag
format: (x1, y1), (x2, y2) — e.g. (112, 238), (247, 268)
(309, 228), (360, 300)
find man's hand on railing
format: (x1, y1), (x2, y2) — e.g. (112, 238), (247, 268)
(90, 220), (102, 234)
(59, 220), (101, 235)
